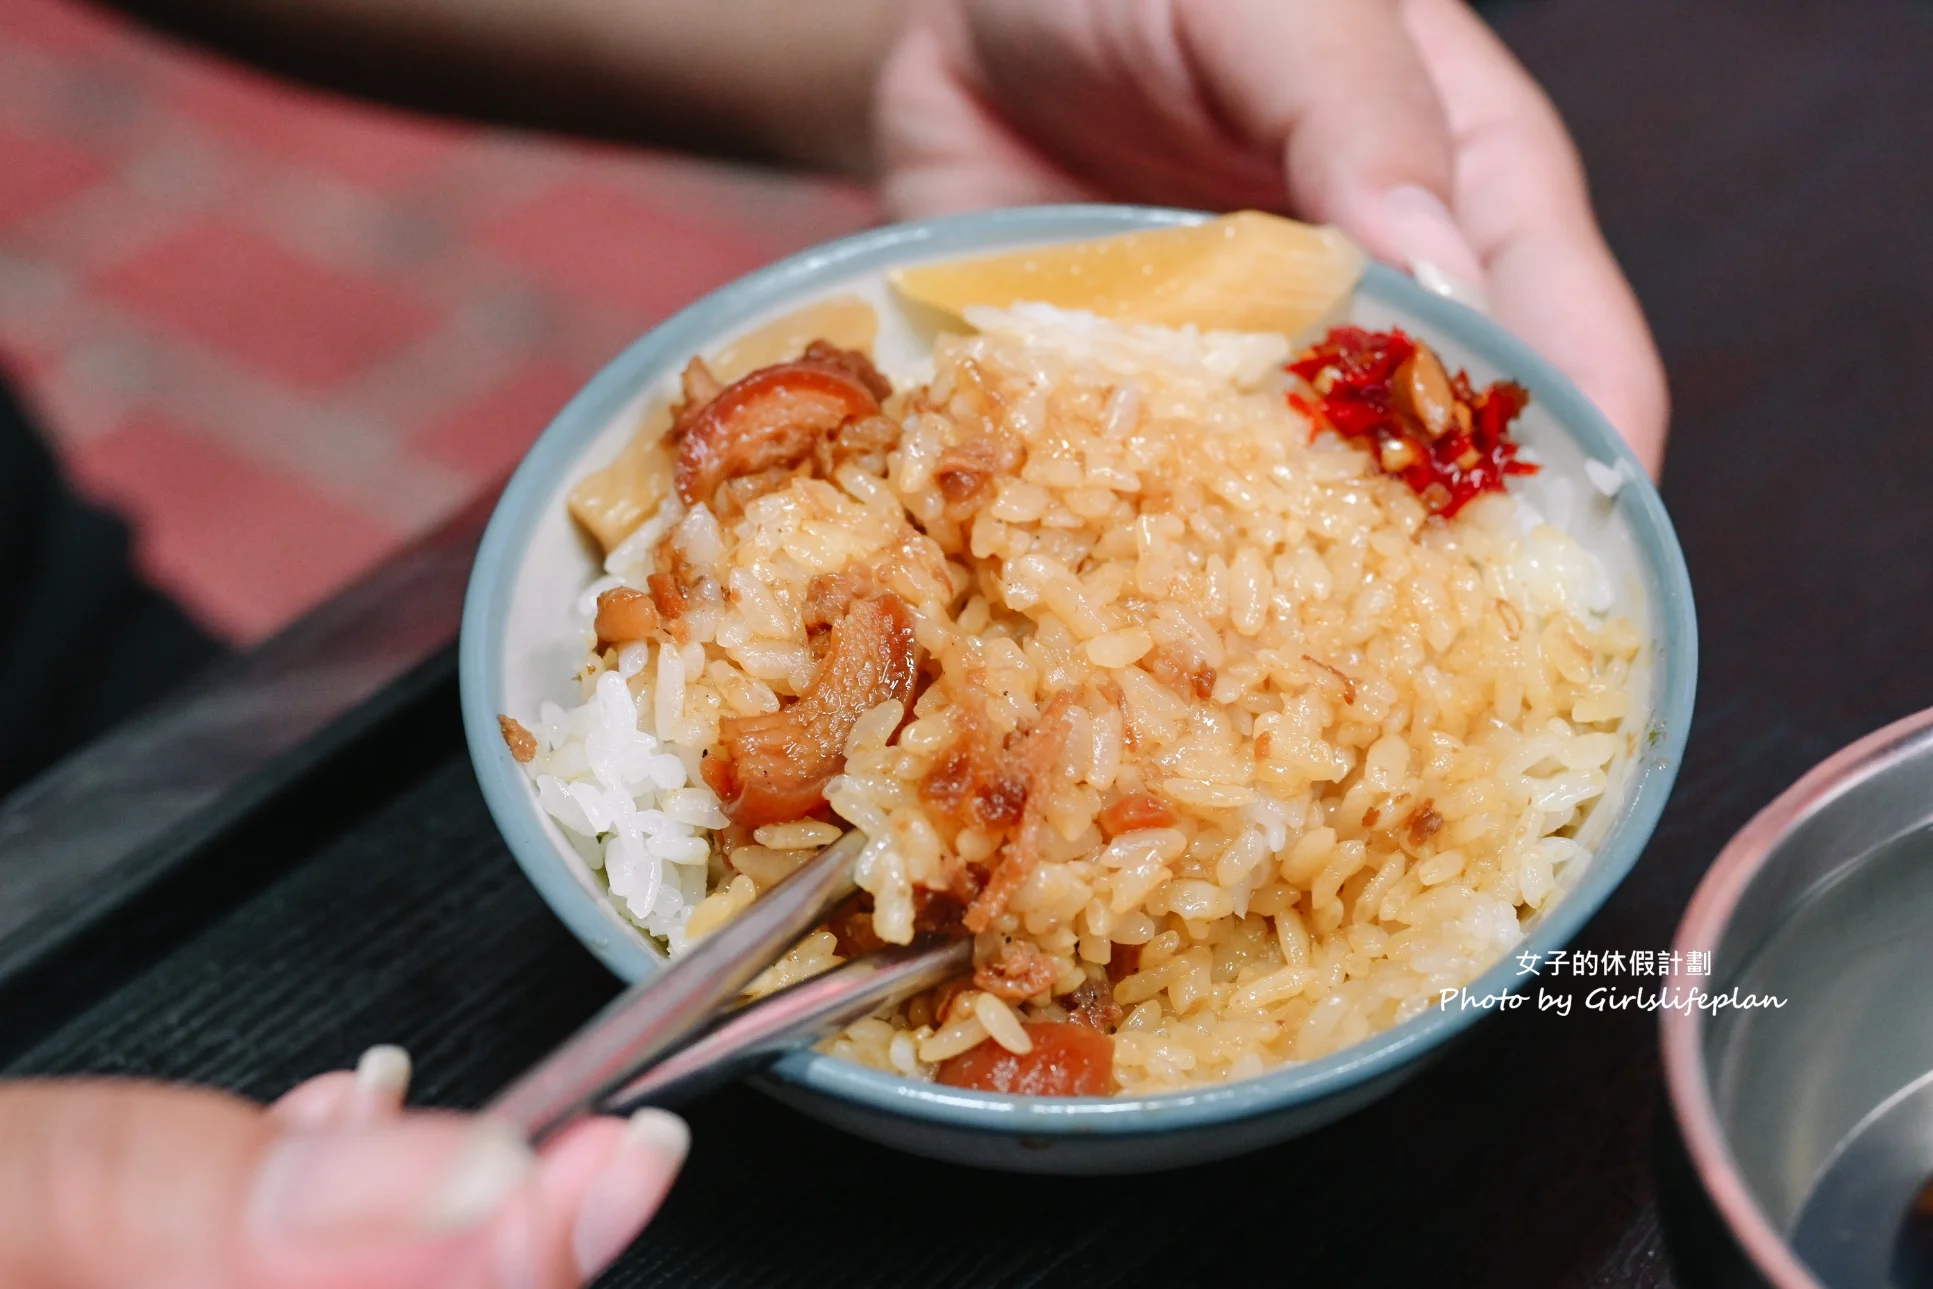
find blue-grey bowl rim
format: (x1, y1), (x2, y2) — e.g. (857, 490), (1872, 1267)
(459, 203), (1698, 1140)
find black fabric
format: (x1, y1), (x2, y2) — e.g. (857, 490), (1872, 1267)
(0, 365), (224, 799)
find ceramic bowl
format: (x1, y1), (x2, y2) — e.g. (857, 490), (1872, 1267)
(460, 204), (1697, 1173)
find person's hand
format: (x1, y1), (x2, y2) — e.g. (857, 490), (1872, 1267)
(0, 1048), (687, 1288)
(875, 0), (1669, 475)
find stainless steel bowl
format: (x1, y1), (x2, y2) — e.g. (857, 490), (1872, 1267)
(1663, 707), (1933, 1289)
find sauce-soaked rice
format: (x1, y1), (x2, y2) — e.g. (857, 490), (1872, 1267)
(518, 303), (1642, 1095)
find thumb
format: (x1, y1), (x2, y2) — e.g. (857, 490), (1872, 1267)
(1177, 0), (1485, 293)
(0, 1078), (534, 1289)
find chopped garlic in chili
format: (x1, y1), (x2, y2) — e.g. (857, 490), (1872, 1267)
(1287, 326), (1537, 517)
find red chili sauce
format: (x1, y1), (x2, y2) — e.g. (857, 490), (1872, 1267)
(1287, 326), (1536, 517)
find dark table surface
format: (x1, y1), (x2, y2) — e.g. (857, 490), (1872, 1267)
(7, 1), (1933, 1285)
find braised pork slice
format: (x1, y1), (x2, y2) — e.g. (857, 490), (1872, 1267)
(710, 592), (919, 827)
(803, 570), (875, 636)
(672, 345), (890, 506)
(931, 435), (1022, 517)
(828, 887), (973, 958)
(963, 692), (1077, 933)
(973, 939), (1056, 1001)
(1097, 791), (1176, 837)
(934, 1021), (1114, 1096)
(917, 703), (1028, 833)
(498, 715), (537, 764)
(593, 586), (659, 647)
(802, 339), (892, 400)
(1062, 976), (1124, 1032)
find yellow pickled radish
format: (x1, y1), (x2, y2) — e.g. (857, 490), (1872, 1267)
(889, 211), (1365, 337)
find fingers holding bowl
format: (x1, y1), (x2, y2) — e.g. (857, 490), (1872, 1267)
(1403, 0), (1669, 473)
(263, 1048), (688, 1286)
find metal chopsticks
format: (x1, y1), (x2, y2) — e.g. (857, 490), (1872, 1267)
(600, 937), (970, 1112)
(484, 830), (962, 1144)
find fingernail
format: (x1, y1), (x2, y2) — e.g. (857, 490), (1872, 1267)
(249, 1119), (534, 1248)
(1381, 185), (1489, 312)
(571, 1110), (690, 1279)
(1409, 258), (1490, 313)
(355, 1044), (411, 1097)
(348, 1044), (411, 1121)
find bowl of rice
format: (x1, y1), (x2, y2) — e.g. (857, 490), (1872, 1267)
(460, 204), (1696, 1172)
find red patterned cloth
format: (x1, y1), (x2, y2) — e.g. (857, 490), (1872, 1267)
(0, 0), (876, 640)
